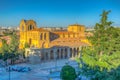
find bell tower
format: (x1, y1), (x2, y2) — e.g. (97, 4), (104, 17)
(19, 19), (37, 49)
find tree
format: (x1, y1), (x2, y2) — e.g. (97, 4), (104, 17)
(24, 42), (30, 48)
(77, 10), (120, 80)
(0, 31), (22, 65)
(81, 10), (120, 70)
(60, 64), (77, 80)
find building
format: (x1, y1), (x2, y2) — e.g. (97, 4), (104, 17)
(0, 36), (11, 47)
(19, 19), (90, 63)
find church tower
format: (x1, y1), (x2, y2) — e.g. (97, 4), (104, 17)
(19, 19), (37, 49)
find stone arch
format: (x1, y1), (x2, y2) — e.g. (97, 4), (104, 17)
(44, 33), (46, 40)
(45, 52), (49, 61)
(61, 49), (63, 59)
(77, 47), (79, 56)
(40, 33), (43, 40)
(65, 48), (68, 58)
(50, 50), (54, 60)
(41, 53), (44, 61)
(70, 48), (72, 57)
(27, 20), (37, 31)
(57, 49), (60, 59)
(20, 19), (37, 32)
(28, 24), (34, 31)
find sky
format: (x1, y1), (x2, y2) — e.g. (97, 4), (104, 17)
(0, 0), (120, 27)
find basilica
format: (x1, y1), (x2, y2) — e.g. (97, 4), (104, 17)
(19, 20), (89, 63)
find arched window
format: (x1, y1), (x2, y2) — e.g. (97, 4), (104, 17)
(65, 48), (68, 58)
(40, 33), (43, 40)
(57, 49), (59, 59)
(28, 25), (33, 30)
(70, 48), (72, 57)
(61, 49), (63, 59)
(50, 50), (54, 60)
(44, 33), (46, 40)
(30, 25), (32, 30)
(45, 52), (48, 60)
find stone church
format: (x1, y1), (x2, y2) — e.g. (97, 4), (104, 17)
(19, 19), (89, 63)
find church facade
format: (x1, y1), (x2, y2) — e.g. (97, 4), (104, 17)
(19, 19), (89, 63)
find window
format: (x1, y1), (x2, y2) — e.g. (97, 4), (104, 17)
(28, 25), (33, 30)
(40, 33), (43, 40)
(44, 33), (46, 40)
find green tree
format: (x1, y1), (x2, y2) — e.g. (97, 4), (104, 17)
(0, 31), (23, 65)
(77, 10), (120, 80)
(81, 10), (120, 70)
(24, 42), (30, 48)
(60, 64), (77, 80)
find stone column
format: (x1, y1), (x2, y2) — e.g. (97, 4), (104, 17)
(38, 51), (41, 62)
(48, 50), (50, 61)
(75, 48), (77, 57)
(54, 50), (57, 60)
(44, 52), (46, 62)
(67, 48), (70, 58)
(78, 46), (82, 58)
(61, 49), (63, 59)
(63, 48), (65, 59)
(59, 49), (61, 59)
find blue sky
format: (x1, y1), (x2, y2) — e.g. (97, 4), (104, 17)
(0, 0), (120, 27)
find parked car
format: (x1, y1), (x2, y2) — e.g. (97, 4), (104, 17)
(6, 66), (31, 72)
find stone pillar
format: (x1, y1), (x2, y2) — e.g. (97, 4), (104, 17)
(75, 48), (77, 57)
(77, 46), (81, 58)
(63, 48), (65, 59)
(61, 49), (63, 59)
(54, 50), (57, 60)
(67, 48), (70, 58)
(44, 52), (46, 62)
(59, 49), (61, 59)
(38, 51), (41, 62)
(48, 51), (50, 61)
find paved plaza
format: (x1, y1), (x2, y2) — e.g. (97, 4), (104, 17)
(0, 59), (79, 80)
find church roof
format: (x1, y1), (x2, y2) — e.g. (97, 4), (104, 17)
(49, 37), (88, 47)
(30, 28), (49, 32)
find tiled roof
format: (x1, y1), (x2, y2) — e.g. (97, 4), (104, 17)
(49, 37), (88, 47)
(29, 28), (49, 32)
(0, 36), (11, 44)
